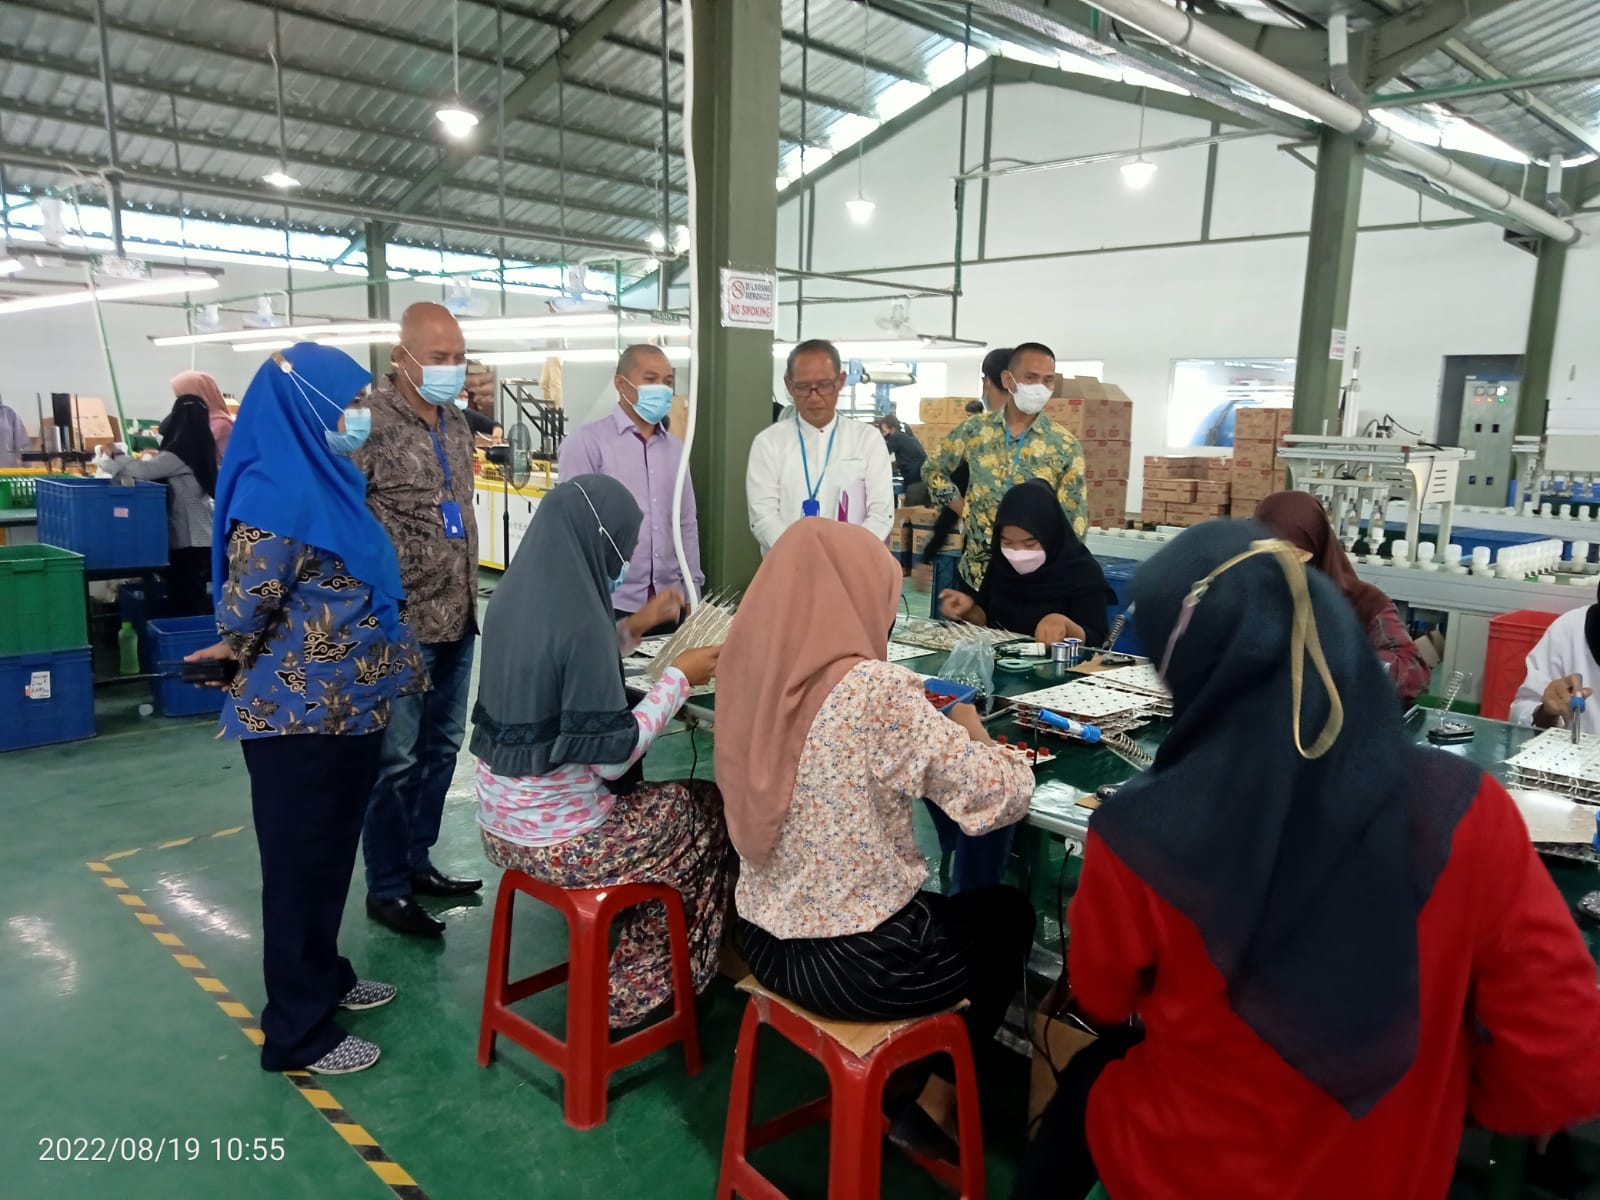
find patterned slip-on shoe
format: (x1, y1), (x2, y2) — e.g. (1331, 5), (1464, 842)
(338, 980), (398, 1011)
(306, 1036), (381, 1076)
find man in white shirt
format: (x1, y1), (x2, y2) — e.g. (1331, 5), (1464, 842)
(746, 338), (895, 555)
(1508, 603), (1600, 734)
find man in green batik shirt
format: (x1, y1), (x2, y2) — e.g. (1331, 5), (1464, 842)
(922, 341), (1088, 589)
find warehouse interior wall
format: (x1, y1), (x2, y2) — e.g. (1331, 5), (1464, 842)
(774, 84), (1598, 494)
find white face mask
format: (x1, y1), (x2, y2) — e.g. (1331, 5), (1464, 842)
(1011, 382), (1051, 415)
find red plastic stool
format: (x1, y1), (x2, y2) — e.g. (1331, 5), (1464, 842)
(477, 870), (702, 1129)
(716, 979), (986, 1199)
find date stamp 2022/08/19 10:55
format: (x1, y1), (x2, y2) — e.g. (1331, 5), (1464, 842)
(39, 1136), (286, 1164)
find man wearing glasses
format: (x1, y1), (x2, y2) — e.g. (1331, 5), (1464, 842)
(746, 338), (895, 555)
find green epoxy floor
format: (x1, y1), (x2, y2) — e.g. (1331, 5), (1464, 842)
(1, 654), (1030, 1200)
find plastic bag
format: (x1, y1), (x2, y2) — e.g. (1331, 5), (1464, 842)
(941, 637), (995, 705)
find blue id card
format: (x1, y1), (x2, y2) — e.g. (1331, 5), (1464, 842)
(440, 500), (466, 539)
(801, 498), (821, 517)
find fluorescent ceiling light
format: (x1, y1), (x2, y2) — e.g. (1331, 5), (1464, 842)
(157, 311), (681, 348)
(845, 196), (877, 225)
(155, 321), (399, 347)
(261, 170), (300, 189)
(1121, 157), (1159, 189)
(474, 346), (691, 366)
(0, 258), (22, 277)
(771, 338), (986, 361)
(435, 103), (480, 140)
(0, 273), (218, 316)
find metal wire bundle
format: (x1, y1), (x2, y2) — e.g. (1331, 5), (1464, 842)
(644, 590), (740, 683)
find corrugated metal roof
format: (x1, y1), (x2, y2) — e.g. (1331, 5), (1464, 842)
(0, 0), (952, 268)
(2, 0), (1590, 272)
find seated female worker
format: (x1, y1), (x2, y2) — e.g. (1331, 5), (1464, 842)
(1508, 581), (1600, 734)
(1013, 521), (1600, 1200)
(186, 343), (428, 1076)
(1255, 490), (1431, 705)
(716, 520), (1037, 1163)
(931, 479), (1115, 894)
(471, 475), (735, 1029)
(939, 478), (1115, 647)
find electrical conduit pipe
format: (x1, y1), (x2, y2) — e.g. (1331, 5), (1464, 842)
(1081, 0), (1580, 244)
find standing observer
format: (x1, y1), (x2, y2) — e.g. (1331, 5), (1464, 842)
(923, 342), (1088, 589)
(355, 302), (483, 938)
(187, 343), (428, 1076)
(746, 338), (894, 555)
(558, 344), (703, 633)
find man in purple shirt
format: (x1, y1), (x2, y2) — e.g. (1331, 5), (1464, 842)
(558, 345), (705, 632)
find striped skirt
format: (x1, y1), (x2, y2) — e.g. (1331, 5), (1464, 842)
(740, 885), (1036, 1063)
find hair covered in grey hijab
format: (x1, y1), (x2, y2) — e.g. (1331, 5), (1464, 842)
(470, 475), (644, 777)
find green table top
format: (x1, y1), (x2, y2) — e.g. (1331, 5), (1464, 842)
(639, 643), (1558, 846)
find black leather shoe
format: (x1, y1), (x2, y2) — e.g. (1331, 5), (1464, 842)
(410, 868), (484, 897)
(366, 896), (446, 937)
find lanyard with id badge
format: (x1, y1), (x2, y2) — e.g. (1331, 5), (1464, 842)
(796, 416), (838, 518)
(430, 427), (466, 539)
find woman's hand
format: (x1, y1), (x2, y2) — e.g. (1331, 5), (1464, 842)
(670, 645), (721, 688)
(183, 640), (238, 689)
(1035, 614), (1086, 646)
(940, 589), (974, 621)
(947, 702), (993, 744)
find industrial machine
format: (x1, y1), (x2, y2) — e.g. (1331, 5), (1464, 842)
(1452, 375), (1520, 506)
(1274, 435), (1472, 558)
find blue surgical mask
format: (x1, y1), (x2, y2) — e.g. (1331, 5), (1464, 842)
(454, 397), (469, 410)
(609, 560), (629, 593)
(402, 348), (468, 407)
(277, 354), (371, 456)
(624, 381), (674, 425)
(326, 407), (371, 456)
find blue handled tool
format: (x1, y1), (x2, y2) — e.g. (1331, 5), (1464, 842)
(1038, 710), (1102, 744)
(1571, 679), (1587, 745)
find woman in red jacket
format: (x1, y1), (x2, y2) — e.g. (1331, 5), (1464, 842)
(1016, 520), (1600, 1200)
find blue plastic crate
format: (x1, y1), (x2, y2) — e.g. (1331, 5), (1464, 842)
(147, 616), (226, 717)
(0, 646), (95, 752)
(36, 477), (168, 572)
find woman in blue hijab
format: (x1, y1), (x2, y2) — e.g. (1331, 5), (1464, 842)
(186, 343), (427, 1076)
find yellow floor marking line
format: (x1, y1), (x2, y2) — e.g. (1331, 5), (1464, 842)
(84, 858), (429, 1200)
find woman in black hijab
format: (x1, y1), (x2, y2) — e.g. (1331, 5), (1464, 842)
(1014, 520), (1600, 1200)
(103, 394), (218, 616)
(940, 478), (1114, 646)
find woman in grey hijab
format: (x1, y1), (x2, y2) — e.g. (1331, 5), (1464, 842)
(471, 474), (734, 1027)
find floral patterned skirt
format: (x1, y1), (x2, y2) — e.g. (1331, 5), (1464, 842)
(480, 779), (735, 1028)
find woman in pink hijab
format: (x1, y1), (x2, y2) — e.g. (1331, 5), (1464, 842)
(171, 370), (231, 463)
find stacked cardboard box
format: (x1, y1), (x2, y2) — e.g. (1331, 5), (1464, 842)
(912, 397), (978, 458)
(891, 504), (960, 560)
(1140, 455), (1233, 527)
(1046, 379), (1134, 528)
(1229, 406), (1291, 517)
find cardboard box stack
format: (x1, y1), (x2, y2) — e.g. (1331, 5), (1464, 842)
(913, 397), (972, 455)
(1045, 377), (1134, 528)
(1229, 406), (1291, 517)
(889, 503), (960, 564)
(1140, 455), (1233, 528)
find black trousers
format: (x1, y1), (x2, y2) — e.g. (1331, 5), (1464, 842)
(243, 732), (383, 1071)
(165, 546), (213, 617)
(1011, 1025), (1140, 1200)
(741, 886), (1036, 1078)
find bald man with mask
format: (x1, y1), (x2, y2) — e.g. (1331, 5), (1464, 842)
(354, 302), (483, 938)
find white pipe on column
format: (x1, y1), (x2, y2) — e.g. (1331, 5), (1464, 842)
(1082, 0), (1580, 244)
